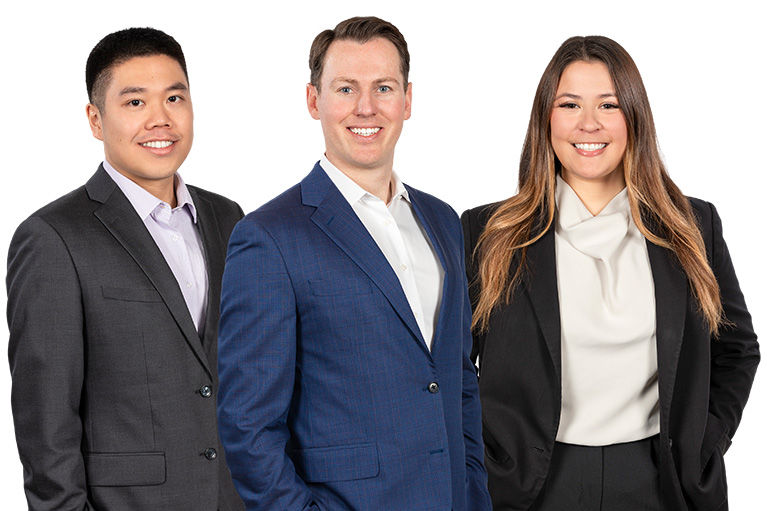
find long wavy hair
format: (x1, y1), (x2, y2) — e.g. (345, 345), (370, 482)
(473, 36), (723, 335)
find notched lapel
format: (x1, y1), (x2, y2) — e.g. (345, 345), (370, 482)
(87, 168), (212, 376)
(522, 229), (562, 380)
(647, 240), (688, 424)
(302, 165), (427, 351)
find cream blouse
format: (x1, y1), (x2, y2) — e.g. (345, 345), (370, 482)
(554, 176), (660, 445)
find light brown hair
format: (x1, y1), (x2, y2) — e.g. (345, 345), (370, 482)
(473, 35), (723, 335)
(309, 16), (409, 91)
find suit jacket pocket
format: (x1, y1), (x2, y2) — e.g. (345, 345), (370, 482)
(293, 443), (379, 483)
(700, 412), (730, 476)
(309, 279), (372, 296)
(695, 413), (729, 508)
(84, 452), (166, 486)
(102, 285), (162, 303)
(483, 421), (511, 465)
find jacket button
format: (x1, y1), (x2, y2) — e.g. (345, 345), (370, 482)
(199, 385), (213, 398)
(204, 448), (217, 460)
(428, 382), (440, 394)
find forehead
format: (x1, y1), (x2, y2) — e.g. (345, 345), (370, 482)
(322, 37), (403, 84)
(106, 54), (188, 91)
(557, 61), (615, 93)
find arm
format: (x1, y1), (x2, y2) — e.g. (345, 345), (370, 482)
(7, 217), (93, 511)
(704, 202), (759, 446)
(457, 217), (493, 510)
(217, 218), (319, 510)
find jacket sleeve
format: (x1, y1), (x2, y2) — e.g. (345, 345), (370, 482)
(703, 201), (759, 446)
(7, 217), (94, 511)
(217, 217), (320, 511)
(457, 214), (493, 510)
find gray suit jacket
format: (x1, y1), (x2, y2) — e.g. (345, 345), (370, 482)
(7, 166), (245, 511)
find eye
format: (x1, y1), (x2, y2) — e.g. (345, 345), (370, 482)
(339, 87), (353, 94)
(377, 85), (391, 93)
(168, 95), (181, 103)
(558, 102), (578, 109)
(129, 99), (143, 107)
(601, 102), (620, 109)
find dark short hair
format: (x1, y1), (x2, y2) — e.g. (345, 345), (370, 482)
(86, 27), (188, 110)
(309, 16), (409, 91)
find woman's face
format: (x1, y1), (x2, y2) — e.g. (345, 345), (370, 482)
(550, 60), (628, 192)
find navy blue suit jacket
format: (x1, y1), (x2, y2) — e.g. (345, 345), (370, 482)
(217, 163), (491, 510)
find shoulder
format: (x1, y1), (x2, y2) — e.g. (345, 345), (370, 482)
(229, 184), (305, 246)
(405, 184), (459, 220)
(686, 196), (719, 246)
(188, 184), (243, 218)
(462, 201), (504, 228)
(19, 184), (93, 236)
(460, 201), (505, 246)
(242, 183), (303, 227)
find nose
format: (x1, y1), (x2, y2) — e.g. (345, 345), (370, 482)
(578, 108), (601, 132)
(146, 102), (172, 129)
(355, 90), (376, 116)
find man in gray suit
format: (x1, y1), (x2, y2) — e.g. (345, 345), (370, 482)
(6, 27), (244, 510)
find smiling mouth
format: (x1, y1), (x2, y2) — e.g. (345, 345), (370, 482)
(349, 127), (381, 137)
(574, 143), (606, 151)
(141, 140), (175, 149)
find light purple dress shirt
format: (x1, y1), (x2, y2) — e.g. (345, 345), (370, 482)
(103, 161), (208, 336)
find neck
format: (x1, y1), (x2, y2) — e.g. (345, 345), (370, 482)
(327, 156), (394, 203)
(127, 173), (178, 208)
(143, 178), (178, 208)
(561, 173), (625, 216)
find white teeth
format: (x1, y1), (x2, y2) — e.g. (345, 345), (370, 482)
(574, 143), (606, 151)
(349, 127), (381, 136)
(142, 140), (174, 149)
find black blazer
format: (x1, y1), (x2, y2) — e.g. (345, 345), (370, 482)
(7, 166), (245, 510)
(461, 198), (759, 511)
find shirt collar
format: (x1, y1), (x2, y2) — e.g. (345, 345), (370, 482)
(319, 155), (409, 206)
(102, 160), (197, 222)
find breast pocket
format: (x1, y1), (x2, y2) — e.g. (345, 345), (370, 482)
(101, 286), (163, 302)
(309, 279), (373, 296)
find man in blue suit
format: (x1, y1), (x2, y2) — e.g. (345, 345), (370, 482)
(217, 16), (491, 511)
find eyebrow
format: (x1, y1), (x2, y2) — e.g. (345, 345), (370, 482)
(555, 92), (617, 100)
(331, 77), (402, 87)
(118, 82), (189, 96)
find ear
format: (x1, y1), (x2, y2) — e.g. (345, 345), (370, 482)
(86, 103), (104, 141)
(404, 82), (412, 121)
(306, 83), (321, 120)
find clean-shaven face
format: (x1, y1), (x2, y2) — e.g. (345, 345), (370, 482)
(87, 54), (193, 190)
(307, 37), (411, 176)
(550, 60), (628, 191)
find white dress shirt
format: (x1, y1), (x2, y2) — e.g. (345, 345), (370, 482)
(320, 156), (444, 349)
(554, 175), (659, 445)
(103, 161), (208, 336)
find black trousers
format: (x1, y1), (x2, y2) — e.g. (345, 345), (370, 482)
(530, 436), (661, 511)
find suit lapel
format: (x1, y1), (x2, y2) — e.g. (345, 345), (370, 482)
(523, 229), (562, 380)
(302, 164), (426, 349)
(86, 167), (212, 377)
(189, 189), (228, 365)
(647, 240), (687, 427)
(406, 187), (450, 354)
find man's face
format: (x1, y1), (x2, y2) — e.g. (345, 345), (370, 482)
(307, 37), (411, 177)
(87, 54), (193, 190)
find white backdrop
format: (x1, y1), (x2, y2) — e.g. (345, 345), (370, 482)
(1, 0), (764, 508)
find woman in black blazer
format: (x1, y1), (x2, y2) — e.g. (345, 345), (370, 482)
(462, 36), (759, 510)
